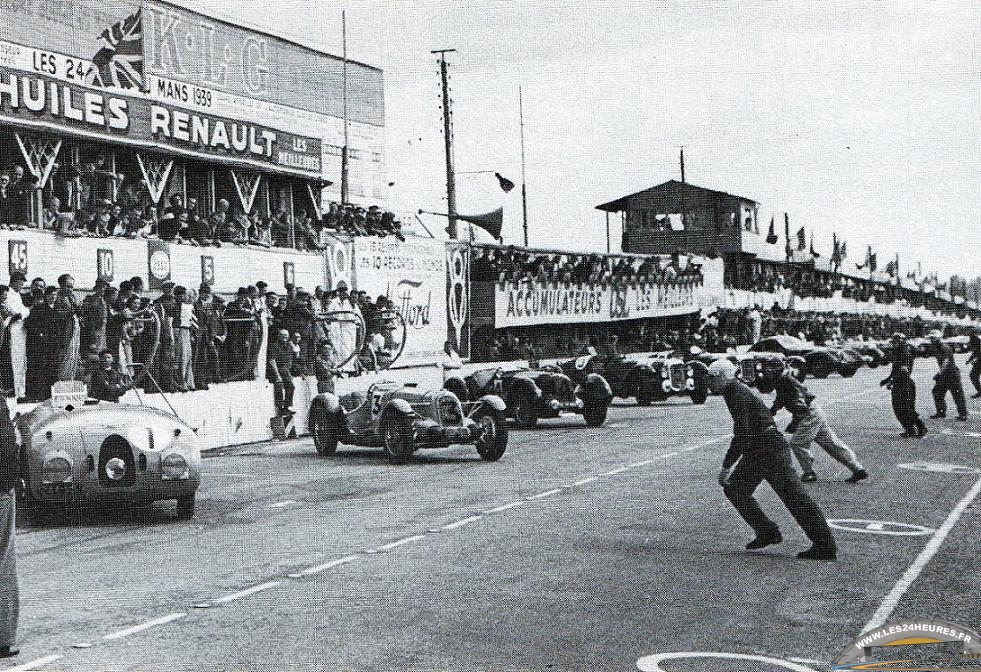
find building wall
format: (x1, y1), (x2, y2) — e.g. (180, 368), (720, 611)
(619, 185), (750, 256)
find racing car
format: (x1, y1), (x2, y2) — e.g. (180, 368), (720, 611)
(443, 365), (613, 429)
(749, 335), (860, 379)
(843, 340), (888, 368)
(694, 350), (805, 392)
(16, 390), (201, 520)
(560, 353), (709, 406)
(306, 381), (508, 464)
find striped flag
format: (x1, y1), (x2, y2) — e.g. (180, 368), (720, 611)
(86, 9), (144, 90)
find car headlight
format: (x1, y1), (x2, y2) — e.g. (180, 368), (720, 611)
(41, 456), (73, 484)
(550, 399), (562, 411)
(661, 370), (669, 379)
(686, 366), (694, 376)
(756, 363), (763, 370)
(161, 452), (190, 481)
(105, 457), (127, 482)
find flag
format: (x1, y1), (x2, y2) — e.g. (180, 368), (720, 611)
(796, 226), (806, 251)
(765, 216), (778, 244)
(86, 9), (144, 90)
(869, 251), (877, 272)
(784, 213), (792, 261)
(840, 240), (847, 259)
(885, 260), (895, 276)
(809, 232), (820, 258)
(831, 234), (841, 268)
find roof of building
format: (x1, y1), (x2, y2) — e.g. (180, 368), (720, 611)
(595, 180), (759, 212)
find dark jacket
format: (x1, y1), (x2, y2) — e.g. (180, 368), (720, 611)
(769, 371), (815, 430)
(90, 366), (127, 402)
(0, 398), (18, 492)
(721, 378), (781, 469)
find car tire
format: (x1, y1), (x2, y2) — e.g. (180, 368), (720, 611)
(311, 414), (339, 456)
(474, 410), (508, 461)
(583, 403), (608, 427)
(384, 413), (415, 465)
(510, 392), (539, 429)
(176, 495), (195, 520)
(636, 385), (652, 406)
(811, 359), (834, 378)
(689, 387), (708, 405)
(839, 365), (858, 378)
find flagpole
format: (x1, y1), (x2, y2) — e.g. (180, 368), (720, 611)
(340, 10), (350, 208)
(519, 85), (529, 247)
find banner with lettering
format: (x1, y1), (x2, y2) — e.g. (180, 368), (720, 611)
(495, 279), (705, 328)
(352, 237), (447, 365)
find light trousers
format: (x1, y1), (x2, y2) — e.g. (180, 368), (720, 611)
(789, 403), (863, 474)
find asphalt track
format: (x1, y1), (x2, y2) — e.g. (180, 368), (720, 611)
(6, 357), (980, 671)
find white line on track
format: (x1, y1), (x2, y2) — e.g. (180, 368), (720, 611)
(211, 581), (281, 606)
(376, 535), (425, 551)
(268, 500), (298, 509)
(441, 515), (483, 530)
(600, 467), (631, 476)
(526, 488), (563, 499)
(862, 474), (981, 632)
(572, 477), (598, 486)
(300, 555), (360, 576)
(103, 613), (186, 640)
(0, 654), (65, 672)
(483, 502), (524, 514)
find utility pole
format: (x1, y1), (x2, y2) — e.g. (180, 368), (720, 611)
(679, 146), (687, 231)
(519, 85), (529, 247)
(340, 10), (350, 207)
(433, 49), (458, 239)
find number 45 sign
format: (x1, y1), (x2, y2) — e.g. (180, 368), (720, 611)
(8, 240), (27, 278)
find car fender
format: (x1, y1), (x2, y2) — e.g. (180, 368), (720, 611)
(385, 398), (417, 417)
(470, 394), (506, 416)
(688, 359), (709, 377)
(307, 393), (344, 433)
(583, 373), (613, 401)
(507, 376), (541, 400)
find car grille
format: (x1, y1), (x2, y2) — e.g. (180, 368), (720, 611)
(436, 395), (464, 427)
(740, 360), (756, 383)
(98, 434), (137, 488)
(553, 376), (578, 403)
(670, 363), (686, 390)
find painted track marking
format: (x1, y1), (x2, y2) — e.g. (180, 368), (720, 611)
(300, 555), (361, 576)
(483, 502), (523, 514)
(103, 613), (186, 640)
(527, 489), (562, 500)
(572, 477), (598, 486)
(637, 651), (820, 671)
(863, 474), (981, 631)
(0, 654), (65, 672)
(601, 466), (630, 476)
(268, 500), (298, 509)
(442, 515), (483, 530)
(376, 535), (425, 551)
(212, 581), (281, 606)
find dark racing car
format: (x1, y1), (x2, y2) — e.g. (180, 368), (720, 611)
(560, 353), (709, 406)
(444, 365), (613, 429)
(694, 350), (804, 391)
(306, 381), (508, 464)
(750, 335), (860, 379)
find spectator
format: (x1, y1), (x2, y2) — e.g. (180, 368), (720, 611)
(89, 350), (129, 402)
(266, 329), (295, 415)
(192, 284), (222, 390)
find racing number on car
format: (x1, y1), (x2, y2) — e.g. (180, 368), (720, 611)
(371, 392), (384, 418)
(8, 240), (27, 277)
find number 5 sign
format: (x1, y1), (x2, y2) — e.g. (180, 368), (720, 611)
(97, 248), (114, 283)
(8, 240), (27, 278)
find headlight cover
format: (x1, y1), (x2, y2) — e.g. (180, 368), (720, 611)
(161, 452), (190, 481)
(105, 457), (127, 482)
(41, 456), (73, 484)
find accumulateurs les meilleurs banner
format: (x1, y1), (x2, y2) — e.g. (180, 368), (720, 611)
(353, 237), (448, 365)
(495, 280), (708, 328)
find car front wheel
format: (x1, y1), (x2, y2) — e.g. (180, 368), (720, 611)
(384, 414), (415, 465)
(689, 386), (708, 405)
(510, 393), (539, 429)
(474, 410), (508, 461)
(312, 414), (340, 456)
(176, 495), (195, 520)
(582, 402), (608, 427)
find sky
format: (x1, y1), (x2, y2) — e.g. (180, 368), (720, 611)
(173, 0), (980, 280)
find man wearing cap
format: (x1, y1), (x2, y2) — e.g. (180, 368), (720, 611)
(881, 333), (927, 437)
(24, 287), (67, 401)
(266, 329), (295, 415)
(708, 359), (837, 560)
(3, 273), (29, 400)
(764, 362), (868, 483)
(223, 288), (256, 380)
(928, 330), (967, 420)
(193, 285), (221, 390)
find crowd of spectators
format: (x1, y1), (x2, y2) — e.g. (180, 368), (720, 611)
(0, 162), (404, 252)
(471, 246), (703, 285)
(0, 270), (398, 413)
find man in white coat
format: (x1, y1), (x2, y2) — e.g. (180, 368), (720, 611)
(4, 273), (28, 401)
(327, 281), (361, 372)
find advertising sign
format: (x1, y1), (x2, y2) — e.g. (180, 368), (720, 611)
(147, 238), (171, 289)
(0, 66), (322, 175)
(353, 237), (448, 365)
(495, 279), (705, 328)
